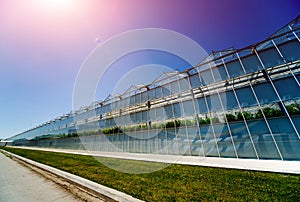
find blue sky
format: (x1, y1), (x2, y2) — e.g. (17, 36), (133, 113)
(0, 0), (299, 139)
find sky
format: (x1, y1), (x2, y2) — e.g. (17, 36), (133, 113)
(0, 0), (299, 139)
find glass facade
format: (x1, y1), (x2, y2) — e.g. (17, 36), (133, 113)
(7, 16), (300, 161)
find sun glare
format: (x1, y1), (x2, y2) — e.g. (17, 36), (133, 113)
(36, 0), (77, 12)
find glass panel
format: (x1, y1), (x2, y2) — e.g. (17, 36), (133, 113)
(274, 77), (300, 100)
(278, 40), (300, 62)
(158, 130), (167, 154)
(129, 96), (135, 106)
(164, 104), (174, 119)
(207, 94), (222, 112)
(240, 54), (263, 74)
(177, 128), (190, 155)
(155, 87), (162, 99)
(179, 78), (190, 91)
(200, 125), (219, 157)
(200, 69), (214, 85)
(149, 131), (157, 153)
(189, 73), (201, 88)
(170, 81), (180, 94)
(182, 100), (194, 116)
(113, 100), (120, 111)
(212, 65), (228, 82)
(135, 93), (141, 104)
(226, 60), (244, 78)
(258, 47), (284, 68)
(128, 135), (135, 152)
(141, 91), (148, 103)
(253, 82), (278, 104)
(196, 97), (208, 114)
(229, 122), (257, 158)
(213, 123), (236, 158)
(148, 89), (155, 100)
(236, 86), (257, 107)
(149, 108), (156, 122)
(123, 97), (130, 107)
(142, 111), (148, 123)
(156, 107), (165, 121)
(136, 112), (142, 124)
(119, 99), (125, 109)
(268, 117), (300, 160)
(247, 119), (281, 159)
(162, 84), (170, 97)
(187, 126), (200, 156)
(220, 91), (238, 110)
(130, 113), (136, 124)
(166, 129), (178, 155)
(173, 102), (182, 118)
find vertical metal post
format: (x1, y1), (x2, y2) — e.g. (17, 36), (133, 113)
(236, 51), (283, 160)
(176, 76), (192, 156)
(196, 61), (221, 157)
(185, 71), (206, 157)
(271, 39), (300, 87)
(220, 53), (259, 159)
(207, 61), (239, 158)
(254, 49), (300, 140)
(289, 25), (300, 43)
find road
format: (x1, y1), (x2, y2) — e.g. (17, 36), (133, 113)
(0, 152), (83, 202)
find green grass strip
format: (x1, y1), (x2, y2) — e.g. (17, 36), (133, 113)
(2, 147), (300, 201)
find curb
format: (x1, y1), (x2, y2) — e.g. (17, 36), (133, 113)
(1, 150), (143, 202)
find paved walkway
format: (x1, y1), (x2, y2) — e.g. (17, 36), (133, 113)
(0, 152), (82, 202)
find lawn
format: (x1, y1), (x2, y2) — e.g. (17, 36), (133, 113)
(1, 147), (299, 201)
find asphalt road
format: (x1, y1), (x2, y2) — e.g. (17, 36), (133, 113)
(0, 152), (82, 202)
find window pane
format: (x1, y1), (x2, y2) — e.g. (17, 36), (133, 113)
(247, 119), (281, 159)
(212, 65), (228, 82)
(148, 89), (155, 100)
(141, 91), (148, 103)
(179, 78), (190, 91)
(196, 97), (208, 114)
(135, 93), (141, 104)
(229, 122), (257, 159)
(183, 100), (194, 116)
(200, 69), (214, 85)
(274, 76), (300, 100)
(240, 54), (263, 74)
(149, 108), (156, 122)
(156, 107), (165, 121)
(190, 73), (201, 88)
(164, 104), (174, 119)
(207, 94), (222, 112)
(220, 91), (238, 110)
(173, 102), (182, 118)
(258, 47), (284, 68)
(214, 123), (236, 158)
(162, 84), (171, 97)
(278, 40), (300, 62)
(268, 117), (300, 160)
(170, 81), (180, 94)
(236, 86), (257, 107)
(253, 82), (278, 104)
(200, 125), (219, 157)
(155, 87), (162, 99)
(226, 61), (244, 78)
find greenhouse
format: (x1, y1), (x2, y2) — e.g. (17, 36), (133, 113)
(5, 16), (300, 164)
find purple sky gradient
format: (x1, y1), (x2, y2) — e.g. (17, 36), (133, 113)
(0, 0), (299, 139)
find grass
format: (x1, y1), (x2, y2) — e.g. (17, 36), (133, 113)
(1, 147), (300, 201)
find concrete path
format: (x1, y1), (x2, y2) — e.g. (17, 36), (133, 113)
(0, 152), (82, 202)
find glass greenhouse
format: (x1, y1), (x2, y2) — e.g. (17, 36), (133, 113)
(5, 16), (300, 165)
